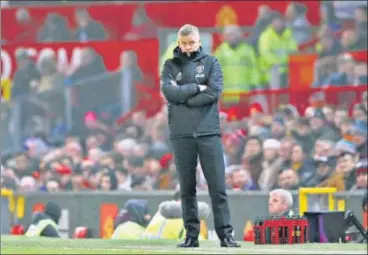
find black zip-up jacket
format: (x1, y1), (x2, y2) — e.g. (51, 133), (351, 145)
(161, 46), (223, 138)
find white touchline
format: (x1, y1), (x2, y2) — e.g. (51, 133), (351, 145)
(2, 245), (366, 255)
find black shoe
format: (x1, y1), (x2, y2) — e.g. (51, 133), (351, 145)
(220, 235), (241, 248)
(177, 237), (199, 248)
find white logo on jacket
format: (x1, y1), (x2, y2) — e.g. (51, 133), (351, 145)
(196, 65), (204, 73)
(195, 65), (205, 78)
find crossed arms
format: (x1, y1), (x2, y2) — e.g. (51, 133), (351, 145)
(160, 58), (223, 106)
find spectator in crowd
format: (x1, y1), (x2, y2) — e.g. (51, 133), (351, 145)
(46, 179), (60, 192)
(310, 108), (340, 142)
(119, 50), (143, 113)
(316, 25), (342, 59)
(351, 120), (368, 158)
(68, 47), (106, 83)
(13, 8), (40, 42)
(124, 3), (158, 41)
(312, 56), (338, 88)
(98, 173), (113, 191)
(340, 28), (367, 52)
(37, 13), (72, 42)
(334, 107), (349, 128)
(325, 53), (356, 87)
(290, 143), (315, 185)
(11, 49), (41, 98)
(230, 167), (257, 191)
(241, 136), (263, 185)
(258, 139), (282, 191)
(352, 104), (368, 123)
(332, 151), (359, 191)
(74, 8), (107, 42)
(335, 138), (357, 156)
(37, 53), (65, 93)
(353, 62), (368, 86)
(270, 116), (286, 140)
(292, 117), (315, 154)
(351, 159), (368, 190)
(354, 6), (367, 38)
(275, 169), (300, 190)
(278, 137), (295, 171)
(319, 1), (341, 32)
(305, 157), (334, 188)
(214, 24), (260, 103)
(249, 4), (272, 53)
(223, 133), (243, 167)
(258, 11), (298, 88)
(18, 176), (37, 192)
(333, 1), (367, 21)
(285, 2), (312, 45)
(268, 188), (294, 216)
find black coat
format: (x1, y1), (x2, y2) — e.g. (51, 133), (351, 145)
(161, 46), (223, 138)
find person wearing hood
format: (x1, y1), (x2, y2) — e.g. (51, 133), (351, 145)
(160, 24), (239, 248)
(111, 199), (151, 239)
(143, 190), (210, 240)
(25, 201), (61, 237)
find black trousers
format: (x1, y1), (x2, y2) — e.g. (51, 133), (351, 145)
(170, 135), (233, 240)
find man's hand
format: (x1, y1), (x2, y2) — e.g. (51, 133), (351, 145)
(198, 85), (207, 91)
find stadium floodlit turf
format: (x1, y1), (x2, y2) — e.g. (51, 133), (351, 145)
(1, 235), (367, 254)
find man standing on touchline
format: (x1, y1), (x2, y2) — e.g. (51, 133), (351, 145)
(160, 24), (240, 248)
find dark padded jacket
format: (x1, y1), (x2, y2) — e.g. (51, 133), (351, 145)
(161, 46), (223, 138)
(30, 202), (61, 237)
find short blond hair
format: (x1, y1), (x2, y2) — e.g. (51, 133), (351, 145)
(178, 24), (199, 37)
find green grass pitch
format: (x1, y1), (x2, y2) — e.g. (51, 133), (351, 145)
(1, 235), (367, 254)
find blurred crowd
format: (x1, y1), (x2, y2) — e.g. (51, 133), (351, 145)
(1, 1), (367, 194)
(1, 90), (367, 193)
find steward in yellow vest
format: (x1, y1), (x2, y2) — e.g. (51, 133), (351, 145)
(214, 25), (260, 103)
(111, 199), (151, 240)
(143, 190), (210, 240)
(258, 12), (297, 85)
(25, 202), (61, 238)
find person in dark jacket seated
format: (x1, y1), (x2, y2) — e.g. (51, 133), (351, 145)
(268, 188), (295, 216)
(111, 199), (151, 239)
(25, 202), (61, 237)
(325, 53), (356, 87)
(304, 157), (335, 187)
